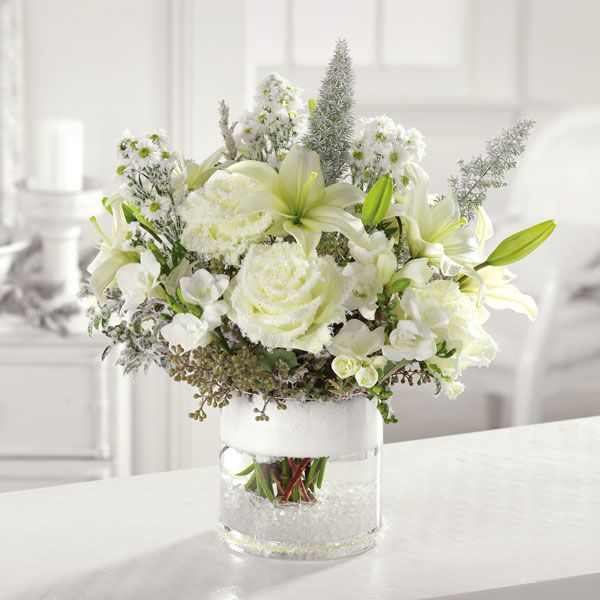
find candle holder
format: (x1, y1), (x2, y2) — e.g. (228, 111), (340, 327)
(16, 178), (103, 307)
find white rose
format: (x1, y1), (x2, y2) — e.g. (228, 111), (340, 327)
(355, 365), (379, 389)
(161, 313), (213, 352)
(227, 242), (347, 353)
(331, 355), (362, 379)
(180, 269), (229, 307)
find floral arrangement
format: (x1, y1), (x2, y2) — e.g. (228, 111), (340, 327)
(85, 40), (555, 435)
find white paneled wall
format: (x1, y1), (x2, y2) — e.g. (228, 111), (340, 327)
(15, 0), (600, 474)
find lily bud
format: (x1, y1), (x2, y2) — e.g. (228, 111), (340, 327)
(487, 219), (556, 266)
(361, 173), (394, 226)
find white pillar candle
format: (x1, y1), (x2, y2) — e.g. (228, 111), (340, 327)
(32, 119), (84, 192)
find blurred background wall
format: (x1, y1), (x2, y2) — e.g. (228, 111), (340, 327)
(1, 0), (599, 489)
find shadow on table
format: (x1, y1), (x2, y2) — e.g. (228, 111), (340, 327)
(38, 530), (347, 600)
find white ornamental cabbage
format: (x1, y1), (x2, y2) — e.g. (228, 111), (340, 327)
(227, 242), (347, 353)
(178, 171), (272, 266)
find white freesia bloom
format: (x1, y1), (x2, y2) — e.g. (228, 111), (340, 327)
(384, 320), (437, 362)
(228, 145), (366, 255)
(355, 365), (379, 389)
(161, 313), (213, 352)
(348, 231), (397, 284)
(115, 250), (163, 316)
(328, 320), (386, 387)
(87, 195), (138, 300)
(393, 257), (433, 287)
(460, 207), (538, 320)
(327, 319), (385, 360)
(392, 163), (481, 276)
(180, 269), (229, 308)
(227, 242), (347, 353)
(179, 171), (272, 266)
(331, 355), (362, 379)
(439, 377), (465, 400)
(342, 262), (382, 320)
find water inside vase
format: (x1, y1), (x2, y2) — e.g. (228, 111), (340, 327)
(219, 444), (381, 558)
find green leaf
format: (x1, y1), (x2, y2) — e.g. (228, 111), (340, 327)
(487, 219), (556, 266)
(101, 196), (113, 214)
(308, 98), (317, 114)
(256, 348), (298, 371)
(362, 173), (394, 226)
(386, 277), (411, 294)
(235, 464), (255, 477)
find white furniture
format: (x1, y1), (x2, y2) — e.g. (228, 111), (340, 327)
(1, 417), (598, 599)
(482, 109), (600, 426)
(0, 320), (131, 492)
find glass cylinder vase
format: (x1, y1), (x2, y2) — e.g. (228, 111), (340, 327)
(219, 394), (382, 559)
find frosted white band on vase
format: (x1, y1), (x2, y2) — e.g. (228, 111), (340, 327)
(221, 394), (383, 458)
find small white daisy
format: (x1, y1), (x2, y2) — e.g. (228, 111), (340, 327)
(141, 195), (170, 221)
(133, 137), (161, 168)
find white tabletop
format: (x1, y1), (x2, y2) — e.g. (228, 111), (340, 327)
(1, 417), (599, 600)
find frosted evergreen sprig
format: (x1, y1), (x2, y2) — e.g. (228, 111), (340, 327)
(448, 118), (535, 220)
(303, 39), (355, 185)
(218, 100), (238, 161)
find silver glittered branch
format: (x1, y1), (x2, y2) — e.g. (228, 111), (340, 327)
(303, 39), (355, 185)
(218, 100), (238, 161)
(448, 117), (535, 220)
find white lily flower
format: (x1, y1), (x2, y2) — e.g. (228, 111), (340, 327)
(461, 265), (538, 320)
(161, 313), (213, 352)
(87, 195), (138, 300)
(327, 319), (385, 360)
(115, 250), (162, 316)
(228, 145), (366, 255)
(342, 262), (382, 320)
(180, 269), (229, 308)
(393, 163), (481, 276)
(460, 207), (538, 320)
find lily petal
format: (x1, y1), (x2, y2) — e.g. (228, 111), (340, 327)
(309, 205), (367, 245)
(228, 160), (279, 193)
(278, 146), (324, 203)
(283, 220), (322, 255)
(319, 182), (364, 209)
(236, 190), (290, 217)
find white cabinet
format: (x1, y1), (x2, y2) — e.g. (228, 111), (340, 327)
(0, 322), (131, 492)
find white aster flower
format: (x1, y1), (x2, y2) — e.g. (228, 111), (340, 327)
(350, 115), (425, 190)
(227, 242), (347, 353)
(132, 137), (161, 168)
(179, 171), (272, 266)
(115, 250), (163, 316)
(141, 195), (170, 221)
(161, 313), (213, 352)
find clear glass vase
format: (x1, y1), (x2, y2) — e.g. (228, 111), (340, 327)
(219, 394), (382, 559)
